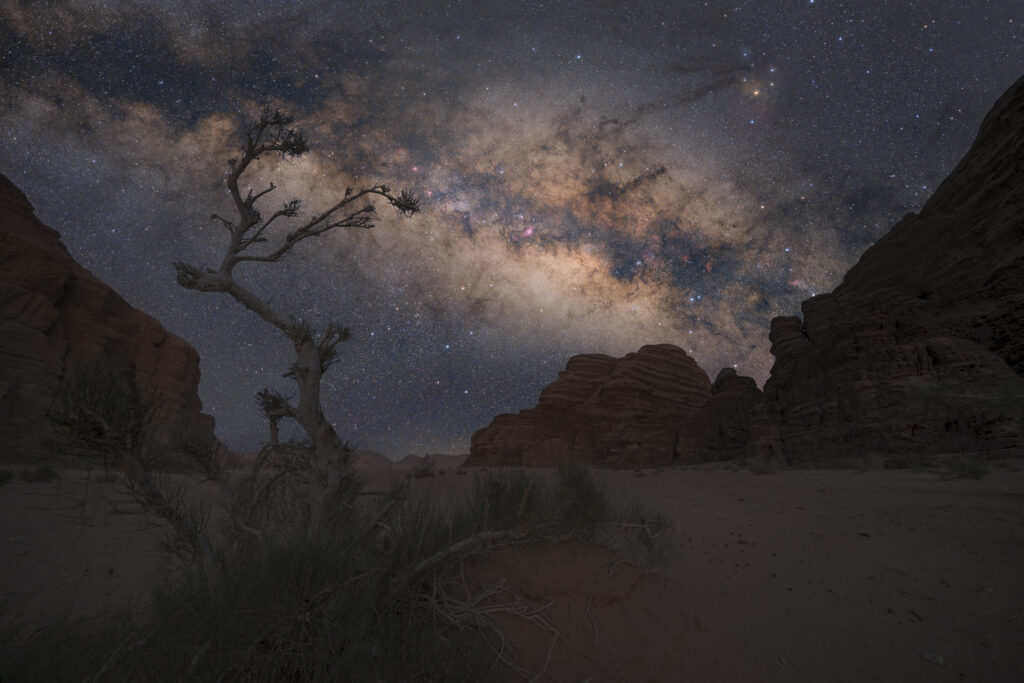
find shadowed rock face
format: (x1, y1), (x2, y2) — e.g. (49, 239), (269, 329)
(762, 74), (1024, 460)
(676, 368), (770, 461)
(0, 173), (221, 461)
(466, 344), (722, 467)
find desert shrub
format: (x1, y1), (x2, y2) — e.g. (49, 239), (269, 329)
(622, 500), (674, 565)
(463, 468), (548, 531)
(17, 465), (60, 483)
(137, 505), (479, 682)
(0, 469), (12, 486)
(555, 461), (611, 537)
(49, 363), (162, 469)
(39, 359), (668, 680)
(2, 462), (666, 682)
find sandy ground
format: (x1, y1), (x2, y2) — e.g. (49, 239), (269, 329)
(2, 461), (1023, 681)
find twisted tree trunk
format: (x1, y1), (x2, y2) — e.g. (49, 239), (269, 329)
(174, 106), (417, 531)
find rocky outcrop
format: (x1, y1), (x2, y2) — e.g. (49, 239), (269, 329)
(467, 344), (723, 467)
(469, 75), (1024, 468)
(762, 74), (1024, 460)
(0, 173), (221, 461)
(676, 368), (772, 461)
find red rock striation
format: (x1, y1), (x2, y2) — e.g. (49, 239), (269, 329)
(466, 344), (716, 467)
(0, 173), (221, 461)
(761, 74), (1024, 460)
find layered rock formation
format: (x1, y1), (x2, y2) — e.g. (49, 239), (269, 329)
(761, 73), (1024, 460)
(467, 344), (716, 467)
(469, 74), (1024, 467)
(0, 173), (220, 461)
(676, 368), (771, 461)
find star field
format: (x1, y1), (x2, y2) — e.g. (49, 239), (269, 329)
(1, 1), (1021, 457)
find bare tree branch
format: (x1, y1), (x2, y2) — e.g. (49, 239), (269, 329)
(210, 213), (235, 233)
(239, 199), (301, 250)
(246, 183), (277, 207)
(174, 105), (418, 532)
(228, 186), (415, 267)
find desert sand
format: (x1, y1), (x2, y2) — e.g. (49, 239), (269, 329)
(2, 461), (1023, 682)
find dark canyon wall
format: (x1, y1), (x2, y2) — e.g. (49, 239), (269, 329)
(0, 173), (221, 461)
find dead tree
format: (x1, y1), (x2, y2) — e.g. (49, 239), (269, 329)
(174, 106), (418, 529)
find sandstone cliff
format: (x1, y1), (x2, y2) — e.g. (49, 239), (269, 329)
(466, 344), (720, 467)
(0, 173), (221, 461)
(761, 74), (1024, 460)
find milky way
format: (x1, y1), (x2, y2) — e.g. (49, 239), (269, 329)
(1, 1), (1021, 456)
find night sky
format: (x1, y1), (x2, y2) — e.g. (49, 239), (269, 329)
(1, 2), (1021, 457)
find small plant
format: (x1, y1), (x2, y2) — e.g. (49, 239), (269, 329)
(622, 501), (673, 565)
(555, 461), (611, 538)
(465, 468), (546, 531)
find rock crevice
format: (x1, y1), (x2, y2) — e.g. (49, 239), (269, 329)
(468, 74), (1024, 467)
